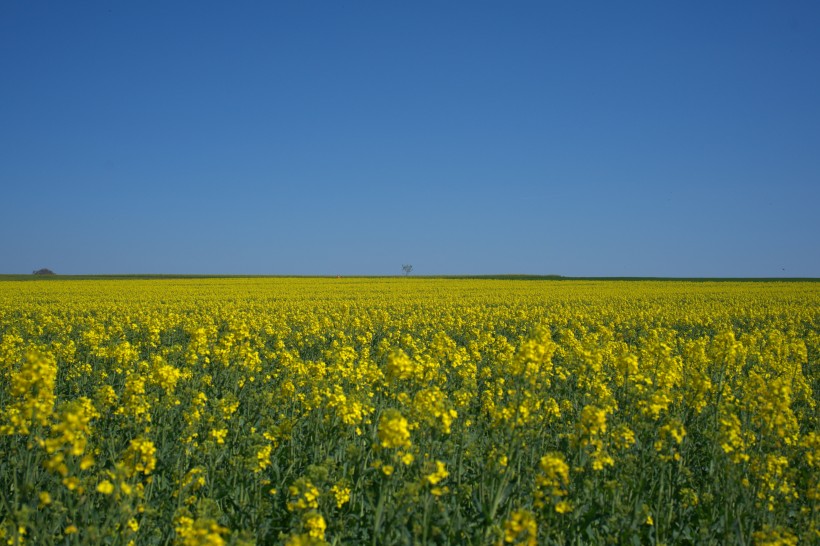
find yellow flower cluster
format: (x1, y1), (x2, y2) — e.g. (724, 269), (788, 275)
(501, 509), (537, 546)
(123, 437), (157, 476)
(288, 478), (320, 512)
(534, 453), (570, 511)
(377, 409), (411, 449)
(1, 351), (57, 435)
(174, 514), (228, 546)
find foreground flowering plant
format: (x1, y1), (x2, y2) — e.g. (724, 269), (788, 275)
(0, 278), (818, 545)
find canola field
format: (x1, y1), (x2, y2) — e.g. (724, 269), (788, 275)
(1, 278), (818, 546)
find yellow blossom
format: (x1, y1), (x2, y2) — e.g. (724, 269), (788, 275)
(377, 409), (411, 449)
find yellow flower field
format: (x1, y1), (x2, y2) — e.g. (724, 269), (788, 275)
(0, 278), (818, 545)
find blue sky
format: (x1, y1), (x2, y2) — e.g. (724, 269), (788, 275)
(2, 1), (818, 276)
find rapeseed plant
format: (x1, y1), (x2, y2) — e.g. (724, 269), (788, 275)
(0, 278), (816, 544)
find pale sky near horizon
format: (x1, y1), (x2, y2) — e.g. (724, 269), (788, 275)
(2, 1), (818, 277)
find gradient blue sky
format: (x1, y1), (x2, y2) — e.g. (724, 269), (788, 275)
(2, 1), (818, 276)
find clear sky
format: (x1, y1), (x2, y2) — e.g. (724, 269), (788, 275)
(2, 1), (818, 277)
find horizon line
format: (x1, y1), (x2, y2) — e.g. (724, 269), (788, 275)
(2, 273), (818, 282)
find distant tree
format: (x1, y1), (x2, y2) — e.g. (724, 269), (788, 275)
(402, 264), (413, 276)
(33, 268), (56, 275)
